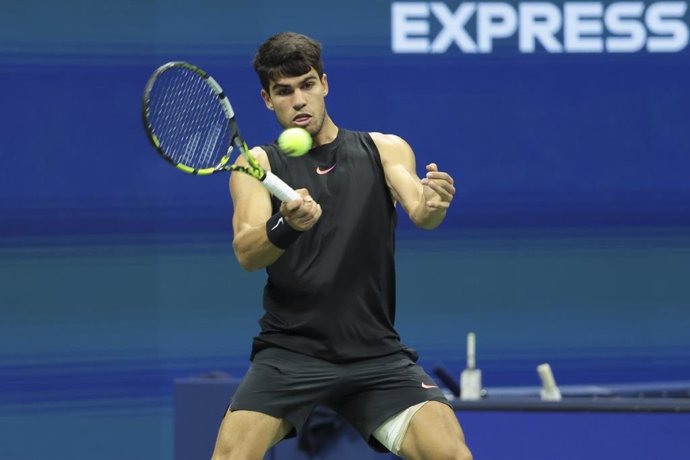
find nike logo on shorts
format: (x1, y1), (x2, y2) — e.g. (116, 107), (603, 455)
(421, 382), (439, 389)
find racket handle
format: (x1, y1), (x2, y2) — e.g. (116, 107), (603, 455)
(262, 171), (300, 202)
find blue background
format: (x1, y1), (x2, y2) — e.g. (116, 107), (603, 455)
(1, 1), (689, 458)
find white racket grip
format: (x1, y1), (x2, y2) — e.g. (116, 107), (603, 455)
(262, 171), (300, 202)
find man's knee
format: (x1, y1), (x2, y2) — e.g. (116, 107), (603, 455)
(211, 436), (265, 460)
(211, 410), (290, 460)
(452, 441), (474, 460)
(397, 401), (473, 460)
(210, 444), (242, 460)
(429, 441), (473, 460)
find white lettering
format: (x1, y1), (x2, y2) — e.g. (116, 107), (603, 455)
(519, 2), (563, 52)
(430, 2), (477, 53)
(646, 1), (689, 51)
(564, 2), (604, 52)
(477, 3), (518, 52)
(605, 2), (647, 52)
(392, 2), (431, 53)
(390, 1), (690, 54)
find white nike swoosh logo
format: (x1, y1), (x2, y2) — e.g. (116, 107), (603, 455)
(316, 163), (336, 175)
(270, 217), (284, 231)
(421, 382), (439, 389)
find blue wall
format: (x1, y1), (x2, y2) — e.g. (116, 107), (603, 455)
(1, 1), (690, 458)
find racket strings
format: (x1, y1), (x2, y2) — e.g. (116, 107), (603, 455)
(148, 68), (230, 170)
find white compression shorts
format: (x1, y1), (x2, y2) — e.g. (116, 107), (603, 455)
(372, 401), (428, 455)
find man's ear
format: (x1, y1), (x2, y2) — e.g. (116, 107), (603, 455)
(261, 89), (274, 111)
(321, 74), (329, 97)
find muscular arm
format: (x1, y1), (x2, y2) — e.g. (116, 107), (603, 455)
(371, 133), (455, 230)
(230, 147), (321, 271)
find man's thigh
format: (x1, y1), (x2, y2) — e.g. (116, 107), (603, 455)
(211, 409), (293, 459)
(332, 351), (449, 450)
(230, 348), (339, 435)
(398, 401), (472, 460)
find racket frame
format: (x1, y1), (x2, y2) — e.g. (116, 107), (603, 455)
(142, 61), (299, 202)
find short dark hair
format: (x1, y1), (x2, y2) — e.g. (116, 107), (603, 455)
(253, 32), (324, 92)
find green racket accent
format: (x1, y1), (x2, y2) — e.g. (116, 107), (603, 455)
(238, 141), (266, 181)
(150, 132), (161, 149)
(176, 164), (195, 174)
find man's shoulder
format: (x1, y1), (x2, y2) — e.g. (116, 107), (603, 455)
(367, 132), (412, 160)
(368, 132), (409, 148)
(247, 145), (273, 171)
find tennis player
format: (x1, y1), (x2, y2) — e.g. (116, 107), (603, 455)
(212, 32), (471, 460)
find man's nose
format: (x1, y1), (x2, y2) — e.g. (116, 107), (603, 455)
(292, 90), (307, 110)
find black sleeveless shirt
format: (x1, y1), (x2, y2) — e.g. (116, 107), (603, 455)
(252, 129), (403, 362)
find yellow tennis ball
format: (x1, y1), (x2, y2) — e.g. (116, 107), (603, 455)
(278, 128), (312, 157)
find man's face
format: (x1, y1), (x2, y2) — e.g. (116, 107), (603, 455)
(261, 68), (329, 136)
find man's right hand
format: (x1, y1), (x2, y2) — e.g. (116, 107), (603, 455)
(280, 188), (322, 231)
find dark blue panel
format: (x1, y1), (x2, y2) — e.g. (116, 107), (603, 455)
(2, 51), (689, 236)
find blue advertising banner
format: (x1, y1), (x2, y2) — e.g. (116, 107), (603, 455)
(1, 1), (689, 236)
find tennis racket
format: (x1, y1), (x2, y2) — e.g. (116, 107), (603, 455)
(142, 61), (300, 202)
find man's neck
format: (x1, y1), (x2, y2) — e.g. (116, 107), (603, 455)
(312, 115), (338, 147)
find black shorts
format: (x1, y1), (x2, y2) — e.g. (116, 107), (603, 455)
(229, 347), (450, 452)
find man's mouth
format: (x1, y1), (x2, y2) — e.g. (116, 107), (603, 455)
(292, 113), (312, 127)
